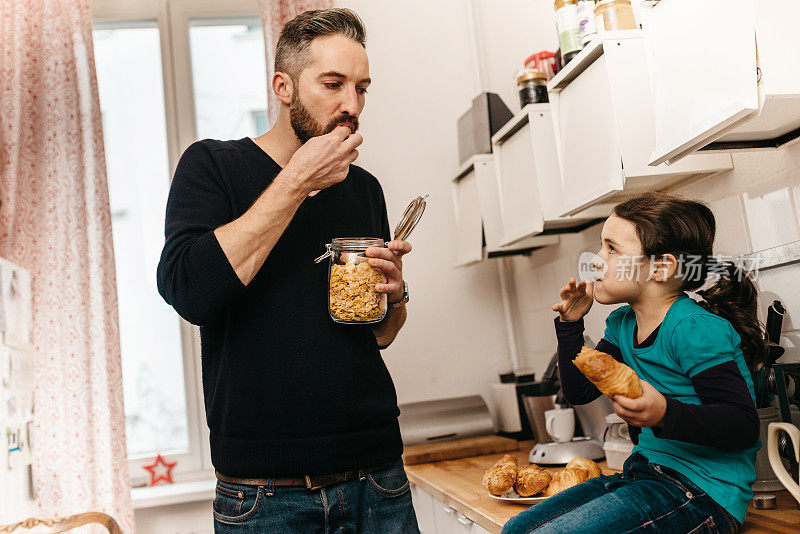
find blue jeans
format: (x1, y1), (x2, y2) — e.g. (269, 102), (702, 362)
(212, 459), (420, 533)
(502, 454), (740, 534)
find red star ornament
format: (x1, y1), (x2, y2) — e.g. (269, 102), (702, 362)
(143, 454), (177, 486)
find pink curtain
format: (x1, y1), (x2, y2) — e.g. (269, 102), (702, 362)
(257, 0), (335, 124)
(0, 0), (133, 531)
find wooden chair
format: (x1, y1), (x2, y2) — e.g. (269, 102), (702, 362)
(0, 512), (121, 533)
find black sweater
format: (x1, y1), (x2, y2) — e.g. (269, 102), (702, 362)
(157, 138), (402, 477)
(555, 317), (759, 450)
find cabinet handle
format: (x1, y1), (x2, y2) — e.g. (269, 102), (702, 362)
(457, 515), (474, 526)
(442, 506), (455, 515)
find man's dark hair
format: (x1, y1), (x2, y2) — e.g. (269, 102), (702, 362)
(275, 8), (366, 80)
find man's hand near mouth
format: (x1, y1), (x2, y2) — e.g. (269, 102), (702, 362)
(281, 125), (363, 198)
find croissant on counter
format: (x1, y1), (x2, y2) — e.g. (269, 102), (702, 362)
(482, 454), (518, 496)
(514, 464), (552, 497)
(566, 458), (602, 480)
(572, 346), (643, 399)
(543, 467), (589, 496)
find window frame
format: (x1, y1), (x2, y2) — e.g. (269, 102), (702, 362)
(90, 0), (263, 486)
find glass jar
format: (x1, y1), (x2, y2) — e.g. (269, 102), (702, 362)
(316, 237), (388, 324)
(576, 0), (597, 46)
(554, 0), (582, 65)
(594, 0), (637, 33)
(517, 70), (549, 107)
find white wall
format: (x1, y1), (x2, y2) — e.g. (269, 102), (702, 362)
(334, 0), (515, 408)
(135, 501), (212, 534)
(470, 0), (559, 114)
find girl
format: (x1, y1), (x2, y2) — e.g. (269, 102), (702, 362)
(503, 192), (765, 534)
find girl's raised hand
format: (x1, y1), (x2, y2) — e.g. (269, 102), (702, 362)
(612, 380), (667, 428)
(552, 277), (594, 322)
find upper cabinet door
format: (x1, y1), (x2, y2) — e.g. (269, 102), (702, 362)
(644, 0), (800, 165)
(648, 0), (759, 165)
(452, 161), (485, 267)
(492, 114), (546, 245)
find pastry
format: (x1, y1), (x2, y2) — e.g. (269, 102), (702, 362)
(543, 467), (589, 496)
(514, 464), (552, 497)
(566, 458), (602, 479)
(572, 346), (643, 399)
(482, 454), (518, 495)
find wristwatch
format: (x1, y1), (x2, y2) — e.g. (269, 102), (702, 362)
(389, 282), (409, 309)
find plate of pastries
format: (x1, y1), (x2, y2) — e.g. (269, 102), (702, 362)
(482, 454), (602, 504)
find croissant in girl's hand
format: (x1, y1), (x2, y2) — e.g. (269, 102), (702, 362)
(573, 346), (643, 399)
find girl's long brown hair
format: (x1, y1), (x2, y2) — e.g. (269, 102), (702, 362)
(613, 192), (767, 372)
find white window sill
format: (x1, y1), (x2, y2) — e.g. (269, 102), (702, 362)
(131, 479), (216, 509)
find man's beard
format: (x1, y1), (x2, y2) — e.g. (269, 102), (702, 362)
(289, 92), (359, 143)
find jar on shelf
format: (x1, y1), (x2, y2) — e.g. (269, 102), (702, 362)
(576, 0), (598, 46)
(315, 237), (388, 324)
(554, 0), (582, 65)
(517, 70), (549, 107)
(594, 0), (637, 33)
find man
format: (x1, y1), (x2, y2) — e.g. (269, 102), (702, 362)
(156, 9), (419, 533)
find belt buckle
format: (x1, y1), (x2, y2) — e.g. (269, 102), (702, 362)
(304, 475), (323, 491)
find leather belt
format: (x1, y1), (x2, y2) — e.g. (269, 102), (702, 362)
(215, 459), (397, 491)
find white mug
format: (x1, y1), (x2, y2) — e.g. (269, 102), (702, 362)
(768, 422), (800, 506)
(545, 407), (575, 443)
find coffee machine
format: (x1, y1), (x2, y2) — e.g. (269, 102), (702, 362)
(528, 353), (609, 465)
(492, 369), (556, 441)
(753, 300), (800, 489)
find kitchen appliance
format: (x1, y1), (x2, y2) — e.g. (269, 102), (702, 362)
(752, 300), (800, 488)
(494, 373), (557, 441)
(521, 385), (557, 444)
(397, 395), (494, 446)
(603, 413), (634, 470)
(529, 437), (605, 465)
(528, 353), (606, 464)
(456, 93), (513, 164)
(754, 406), (786, 491)
(768, 422), (800, 506)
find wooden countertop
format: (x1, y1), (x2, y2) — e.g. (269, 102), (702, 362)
(404, 441), (800, 534)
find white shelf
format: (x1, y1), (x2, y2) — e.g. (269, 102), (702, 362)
(452, 156), (488, 266)
(131, 478), (215, 509)
(490, 105), (608, 246)
(451, 155), (560, 261)
(548, 30), (642, 94)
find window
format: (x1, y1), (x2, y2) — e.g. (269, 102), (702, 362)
(189, 19), (268, 140)
(94, 22), (190, 459)
(91, 0), (265, 485)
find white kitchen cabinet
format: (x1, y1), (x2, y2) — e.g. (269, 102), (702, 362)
(412, 486), (497, 534)
(452, 155), (559, 264)
(547, 30), (733, 216)
(647, 0), (800, 165)
(490, 105), (610, 246)
(411, 482), (437, 534)
(430, 496), (495, 534)
(454, 511), (493, 534)
(433, 500), (459, 534)
(452, 157), (485, 266)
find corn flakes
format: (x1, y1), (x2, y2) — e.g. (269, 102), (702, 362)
(329, 261), (386, 322)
